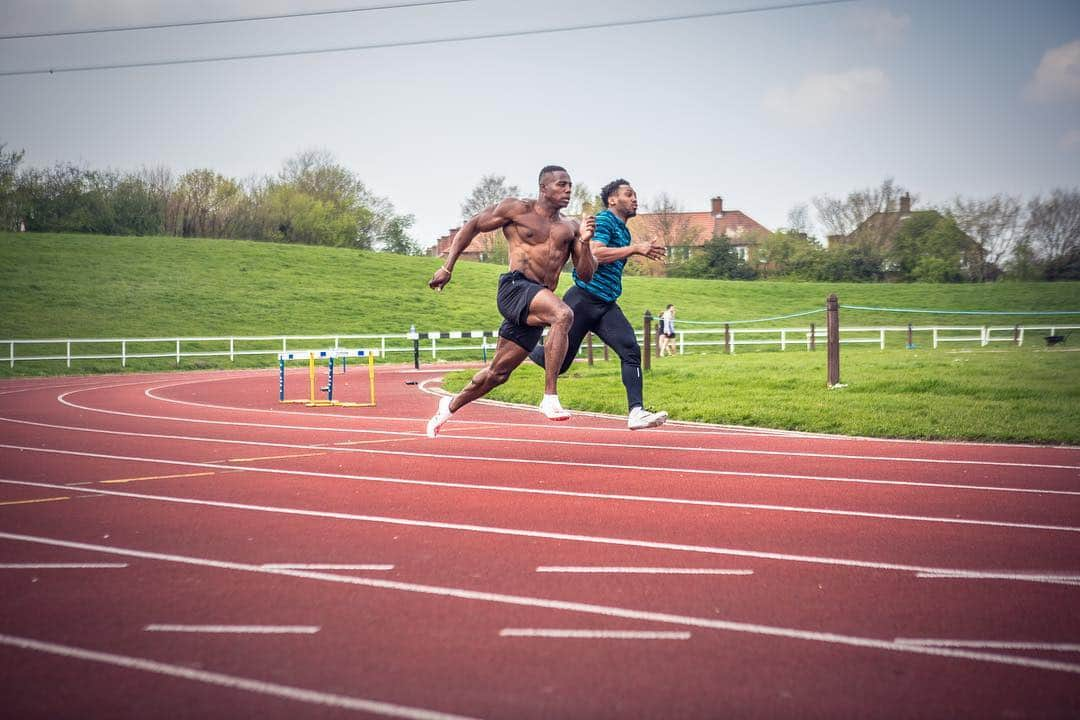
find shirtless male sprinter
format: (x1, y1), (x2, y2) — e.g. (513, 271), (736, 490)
(425, 165), (597, 437)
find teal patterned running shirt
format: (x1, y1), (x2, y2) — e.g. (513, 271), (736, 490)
(573, 209), (628, 302)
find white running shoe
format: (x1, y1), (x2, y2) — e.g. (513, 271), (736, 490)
(539, 395), (571, 421)
(628, 406), (668, 430)
(426, 395), (453, 438)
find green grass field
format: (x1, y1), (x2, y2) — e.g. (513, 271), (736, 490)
(442, 347), (1080, 444)
(3, 232), (1079, 443)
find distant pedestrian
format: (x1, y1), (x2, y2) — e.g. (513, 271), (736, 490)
(658, 304), (676, 357)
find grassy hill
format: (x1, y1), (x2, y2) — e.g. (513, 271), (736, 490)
(3, 232), (1079, 339)
(2, 233), (1078, 443)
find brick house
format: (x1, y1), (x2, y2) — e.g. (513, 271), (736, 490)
(426, 228), (504, 262)
(829, 193), (988, 277)
(628, 196), (770, 271)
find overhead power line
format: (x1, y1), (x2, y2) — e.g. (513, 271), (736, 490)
(0, 0), (476, 41)
(0, 0), (855, 78)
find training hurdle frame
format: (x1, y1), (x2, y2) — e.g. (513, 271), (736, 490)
(278, 348), (378, 407)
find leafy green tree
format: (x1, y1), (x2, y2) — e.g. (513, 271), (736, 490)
(887, 213), (968, 282)
(755, 230), (824, 279)
(814, 244), (885, 282)
(668, 235), (757, 279)
(0, 143), (25, 231)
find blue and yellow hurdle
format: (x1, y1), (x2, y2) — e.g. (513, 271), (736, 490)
(278, 348), (377, 407)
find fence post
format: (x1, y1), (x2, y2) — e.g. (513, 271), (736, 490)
(67, 341), (71, 368)
(827, 294), (840, 387)
(408, 325), (420, 369)
(586, 332), (594, 366)
(643, 310), (653, 371)
(809, 323), (815, 351)
(982, 325), (988, 347)
(604, 343), (609, 361)
(1013, 324), (1020, 346)
(122, 340), (126, 367)
(906, 323), (914, 350)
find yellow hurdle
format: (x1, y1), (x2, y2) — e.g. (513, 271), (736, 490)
(277, 349), (378, 407)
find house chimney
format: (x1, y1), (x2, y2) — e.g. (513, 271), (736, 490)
(899, 193), (911, 214)
(711, 196), (724, 216)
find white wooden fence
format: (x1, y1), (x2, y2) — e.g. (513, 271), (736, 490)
(3, 325), (1078, 368)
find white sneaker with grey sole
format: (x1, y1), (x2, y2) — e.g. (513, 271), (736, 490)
(426, 396), (453, 438)
(628, 406), (668, 430)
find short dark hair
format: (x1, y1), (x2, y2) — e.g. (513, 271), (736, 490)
(538, 165), (566, 185)
(601, 178), (631, 207)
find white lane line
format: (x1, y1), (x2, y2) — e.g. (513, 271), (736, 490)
(22, 415), (1080, 500)
(144, 624), (319, 634)
(3, 531), (1079, 677)
(536, 567), (753, 575)
(894, 638), (1080, 652)
(0, 563), (128, 569)
(0, 632), (477, 720)
(261, 564), (394, 571)
(62, 384), (1080, 470)
(916, 571), (1080, 586)
(1, 476), (1075, 580)
(3, 445), (1078, 535)
(499, 629), (692, 640)
(4, 446), (1075, 537)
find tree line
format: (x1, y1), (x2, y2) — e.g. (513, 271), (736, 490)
(0, 144), (422, 254)
(642, 179), (1079, 282)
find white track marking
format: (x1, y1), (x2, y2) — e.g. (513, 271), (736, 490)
(536, 567), (753, 575)
(144, 625), (319, 634)
(3, 446), (1078, 535)
(499, 629), (692, 640)
(1, 475), (1075, 580)
(58, 381), (1080, 470)
(894, 638), (1080, 651)
(0, 563), (127, 569)
(916, 571), (1080, 586)
(2, 532), (1079, 676)
(4, 416), (1078, 499)
(0, 632), (477, 720)
(261, 564), (394, 571)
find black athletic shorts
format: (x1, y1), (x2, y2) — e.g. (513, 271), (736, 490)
(496, 271), (545, 351)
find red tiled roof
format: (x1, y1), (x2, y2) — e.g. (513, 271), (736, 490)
(629, 209), (769, 247)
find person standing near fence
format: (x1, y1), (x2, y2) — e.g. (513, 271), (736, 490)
(528, 178), (669, 430)
(659, 304), (676, 357)
(425, 165), (597, 438)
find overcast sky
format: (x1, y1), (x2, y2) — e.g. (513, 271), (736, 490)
(1, 0), (1078, 247)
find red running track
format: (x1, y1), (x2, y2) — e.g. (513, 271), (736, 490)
(0, 365), (1078, 719)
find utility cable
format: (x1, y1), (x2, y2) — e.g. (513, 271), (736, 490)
(0, 0), (855, 77)
(0, 0), (475, 41)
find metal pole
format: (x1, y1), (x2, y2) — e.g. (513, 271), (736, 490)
(827, 294), (840, 387)
(724, 324), (731, 354)
(643, 310), (653, 371)
(409, 325), (420, 370)
(328, 356), (335, 402)
(907, 323), (913, 350)
(586, 332), (594, 366)
(809, 323), (816, 351)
